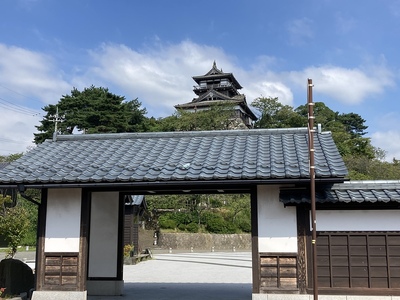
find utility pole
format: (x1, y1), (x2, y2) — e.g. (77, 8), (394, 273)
(51, 106), (64, 141)
(308, 78), (318, 300)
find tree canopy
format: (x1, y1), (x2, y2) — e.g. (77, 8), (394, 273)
(146, 193), (251, 234)
(251, 96), (305, 128)
(0, 154), (38, 254)
(34, 86), (148, 144)
(251, 97), (374, 159)
(154, 102), (239, 132)
(0, 153), (23, 163)
(0, 196), (30, 257)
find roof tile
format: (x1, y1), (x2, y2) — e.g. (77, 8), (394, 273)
(0, 128), (347, 186)
(280, 180), (400, 204)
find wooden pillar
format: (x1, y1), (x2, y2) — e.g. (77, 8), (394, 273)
(297, 205), (309, 294)
(251, 187), (260, 293)
(34, 189), (47, 292)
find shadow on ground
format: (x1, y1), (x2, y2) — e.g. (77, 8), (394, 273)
(89, 282), (252, 300)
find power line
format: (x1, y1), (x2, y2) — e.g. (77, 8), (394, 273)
(0, 96), (41, 116)
(0, 82), (44, 116)
(0, 83), (44, 105)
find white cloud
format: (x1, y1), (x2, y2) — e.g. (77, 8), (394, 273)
(0, 44), (71, 155)
(81, 41), (246, 117)
(369, 112), (400, 161)
(82, 41), (298, 116)
(371, 130), (400, 161)
(0, 44), (71, 105)
(288, 65), (395, 104)
(0, 112), (40, 155)
(243, 81), (294, 106)
(84, 41), (231, 117)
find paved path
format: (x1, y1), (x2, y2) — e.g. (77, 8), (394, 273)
(90, 251), (252, 300)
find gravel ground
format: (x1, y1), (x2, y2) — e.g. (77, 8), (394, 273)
(112, 252), (253, 300)
(10, 250), (253, 300)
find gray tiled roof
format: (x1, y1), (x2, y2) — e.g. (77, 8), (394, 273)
(125, 195), (145, 206)
(280, 180), (400, 204)
(0, 128), (347, 187)
(0, 162), (10, 169)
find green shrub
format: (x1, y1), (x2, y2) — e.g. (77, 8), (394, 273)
(21, 230), (37, 246)
(204, 213), (236, 234)
(172, 212), (193, 225)
(124, 244), (134, 257)
(158, 214), (177, 229)
(177, 223), (186, 231)
(186, 222), (199, 233)
(237, 219), (251, 233)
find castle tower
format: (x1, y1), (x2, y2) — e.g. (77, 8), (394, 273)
(175, 61), (257, 128)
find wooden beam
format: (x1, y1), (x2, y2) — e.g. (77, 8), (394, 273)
(251, 187), (260, 293)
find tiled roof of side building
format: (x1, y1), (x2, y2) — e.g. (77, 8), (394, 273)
(0, 128), (348, 187)
(280, 180), (400, 204)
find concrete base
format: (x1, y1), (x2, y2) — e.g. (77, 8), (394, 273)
(86, 280), (124, 296)
(31, 291), (87, 300)
(253, 294), (400, 300)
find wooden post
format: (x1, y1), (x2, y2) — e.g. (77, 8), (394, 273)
(251, 188), (260, 293)
(308, 78), (318, 300)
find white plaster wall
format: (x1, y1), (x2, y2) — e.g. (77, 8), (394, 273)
(88, 191), (119, 278)
(316, 210), (400, 231)
(45, 188), (82, 252)
(257, 185), (297, 253)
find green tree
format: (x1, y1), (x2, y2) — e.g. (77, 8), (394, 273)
(19, 190), (40, 246)
(0, 153), (23, 162)
(155, 102), (238, 132)
(34, 86), (148, 144)
(343, 150), (400, 180)
(251, 97), (378, 177)
(0, 154), (40, 251)
(146, 193), (251, 234)
(295, 102), (373, 158)
(251, 97), (305, 129)
(337, 112), (368, 138)
(0, 196), (30, 257)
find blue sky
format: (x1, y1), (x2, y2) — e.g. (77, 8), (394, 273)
(1, 0), (400, 160)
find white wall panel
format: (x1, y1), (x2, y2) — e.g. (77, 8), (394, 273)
(257, 185), (297, 253)
(316, 210), (400, 231)
(45, 188), (82, 252)
(88, 192), (119, 278)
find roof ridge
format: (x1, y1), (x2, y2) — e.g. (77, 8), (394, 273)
(340, 180), (400, 184)
(51, 128), (310, 142)
(332, 180), (400, 191)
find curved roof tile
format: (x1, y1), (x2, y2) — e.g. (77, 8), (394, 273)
(280, 180), (400, 204)
(0, 128), (347, 186)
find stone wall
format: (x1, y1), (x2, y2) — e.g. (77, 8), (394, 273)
(157, 232), (251, 251)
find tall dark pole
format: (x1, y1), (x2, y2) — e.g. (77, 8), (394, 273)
(308, 78), (318, 300)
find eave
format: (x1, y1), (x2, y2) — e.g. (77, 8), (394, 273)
(5, 177), (347, 194)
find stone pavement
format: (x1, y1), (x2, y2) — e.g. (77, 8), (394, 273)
(90, 251), (252, 300)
